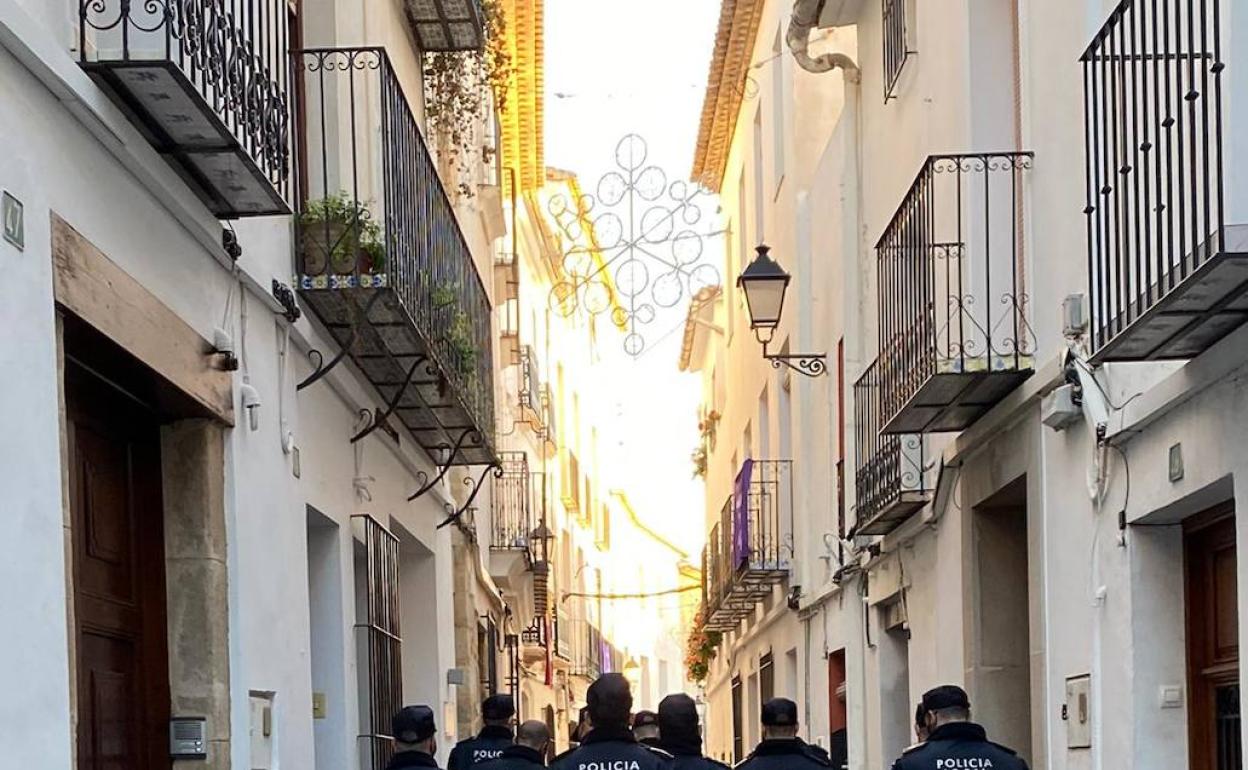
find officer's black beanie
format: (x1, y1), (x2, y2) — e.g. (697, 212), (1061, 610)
(587, 673), (632, 728)
(658, 693), (699, 735)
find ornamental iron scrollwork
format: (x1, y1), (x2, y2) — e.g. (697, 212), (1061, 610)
(546, 134), (721, 358)
(79, 0), (291, 191)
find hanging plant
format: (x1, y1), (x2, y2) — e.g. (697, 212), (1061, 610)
(423, 0), (512, 196)
(684, 610), (722, 684)
(691, 445), (708, 479)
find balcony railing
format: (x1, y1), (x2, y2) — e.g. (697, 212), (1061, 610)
(78, 0), (291, 216)
(702, 459), (794, 632)
(854, 357), (931, 536)
(295, 47), (494, 466)
(491, 451), (535, 553)
(1083, 0), (1248, 361)
(875, 152), (1035, 435)
(519, 346), (543, 425)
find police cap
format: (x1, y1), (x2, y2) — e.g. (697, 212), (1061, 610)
(632, 710), (659, 730)
(760, 697), (798, 727)
(483, 694), (516, 721)
(921, 685), (970, 712)
(394, 705), (437, 743)
(587, 673), (633, 726)
(658, 693), (699, 733)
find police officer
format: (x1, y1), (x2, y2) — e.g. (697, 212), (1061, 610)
(549, 707), (590, 767)
(736, 698), (830, 770)
(448, 694), (517, 770)
(479, 720), (551, 770)
(656, 693), (728, 770)
(890, 686), (1029, 770)
(550, 673), (671, 770)
(913, 702), (930, 744)
(632, 711), (662, 748)
(389, 705), (442, 770)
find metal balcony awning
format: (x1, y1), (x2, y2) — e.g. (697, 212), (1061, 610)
(300, 283), (496, 466)
(1092, 226), (1248, 361)
(406, 0), (484, 51)
(79, 0), (291, 217)
(881, 359), (1034, 435)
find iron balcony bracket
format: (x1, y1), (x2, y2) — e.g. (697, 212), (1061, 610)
(296, 292), (382, 392)
(762, 340), (828, 378)
(437, 462), (504, 530)
(407, 428), (483, 501)
(350, 355), (428, 444)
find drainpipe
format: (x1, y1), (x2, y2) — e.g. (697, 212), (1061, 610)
(787, 0), (860, 78)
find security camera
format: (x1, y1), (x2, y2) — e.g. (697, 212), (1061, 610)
(210, 327), (239, 371)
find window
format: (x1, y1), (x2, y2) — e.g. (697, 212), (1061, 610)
(759, 651), (775, 704)
(758, 386), (771, 460)
(771, 29), (785, 193)
(731, 675), (744, 763)
(752, 107), (764, 242)
(735, 168), (748, 323)
(882, 0), (914, 101)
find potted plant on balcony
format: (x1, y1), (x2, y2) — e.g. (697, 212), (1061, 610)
(431, 280), (480, 381)
(299, 193), (386, 276)
(691, 445), (708, 479)
(684, 610), (721, 685)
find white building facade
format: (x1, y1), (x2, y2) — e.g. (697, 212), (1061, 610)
(685, 1), (1248, 770)
(0, 0), (518, 767)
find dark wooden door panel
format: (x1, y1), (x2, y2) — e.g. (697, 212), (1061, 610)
(1186, 510), (1241, 770)
(68, 368), (170, 770)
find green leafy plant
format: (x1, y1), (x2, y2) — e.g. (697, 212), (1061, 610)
(423, 0), (512, 195)
(684, 610), (722, 684)
(300, 193), (386, 274)
(691, 445), (708, 479)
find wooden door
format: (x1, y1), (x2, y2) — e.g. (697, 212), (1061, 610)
(68, 370), (170, 770)
(1186, 508), (1242, 770)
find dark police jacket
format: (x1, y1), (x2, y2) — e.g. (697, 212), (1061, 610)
(660, 747), (728, 770)
(449, 725), (516, 770)
(550, 726), (672, 770)
(387, 750), (442, 770)
(735, 739), (830, 770)
(478, 744), (548, 770)
(890, 722), (1028, 770)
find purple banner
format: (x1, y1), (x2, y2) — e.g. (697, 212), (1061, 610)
(733, 459), (753, 569)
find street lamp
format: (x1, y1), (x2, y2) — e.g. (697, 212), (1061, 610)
(736, 244), (827, 377)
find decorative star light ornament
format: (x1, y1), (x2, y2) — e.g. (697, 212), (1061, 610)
(546, 134), (721, 358)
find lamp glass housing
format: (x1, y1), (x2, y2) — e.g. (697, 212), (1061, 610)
(737, 245), (791, 331)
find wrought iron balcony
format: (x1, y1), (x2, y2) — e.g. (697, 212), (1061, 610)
(701, 459), (794, 632)
(875, 152), (1035, 434)
(295, 48), (494, 466)
(854, 357), (932, 536)
(491, 451), (538, 556)
(518, 345), (543, 427)
(78, 0), (291, 217)
(1083, 0), (1248, 361)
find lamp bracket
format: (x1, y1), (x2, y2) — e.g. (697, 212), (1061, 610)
(762, 340), (828, 378)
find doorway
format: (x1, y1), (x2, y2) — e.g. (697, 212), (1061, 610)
(1185, 507), (1241, 770)
(67, 362), (171, 769)
(970, 478), (1032, 764)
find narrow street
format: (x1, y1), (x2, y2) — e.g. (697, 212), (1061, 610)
(2, 0), (1247, 769)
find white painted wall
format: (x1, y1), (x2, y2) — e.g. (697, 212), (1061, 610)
(0, 0), (495, 765)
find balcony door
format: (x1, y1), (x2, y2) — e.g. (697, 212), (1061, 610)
(1186, 508), (1242, 770)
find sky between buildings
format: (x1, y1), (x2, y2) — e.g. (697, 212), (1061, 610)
(544, 0), (722, 558)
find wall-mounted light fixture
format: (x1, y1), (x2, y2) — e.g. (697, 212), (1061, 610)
(737, 245), (827, 377)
